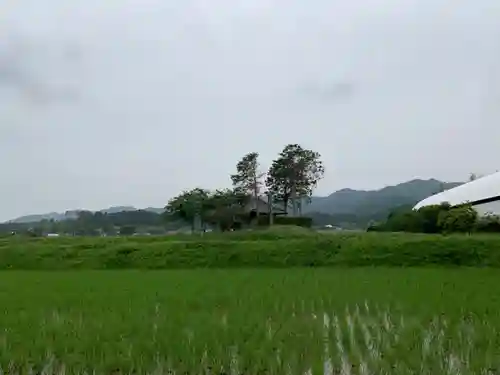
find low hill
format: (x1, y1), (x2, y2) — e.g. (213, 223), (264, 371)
(303, 179), (463, 228)
(9, 206), (145, 224)
(305, 179), (462, 217)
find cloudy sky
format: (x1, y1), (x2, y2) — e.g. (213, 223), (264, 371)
(1, 0), (500, 220)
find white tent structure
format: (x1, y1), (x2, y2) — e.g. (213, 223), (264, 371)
(413, 172), (500, 216)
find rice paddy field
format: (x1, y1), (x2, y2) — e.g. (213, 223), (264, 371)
(1, 268), (500, 374)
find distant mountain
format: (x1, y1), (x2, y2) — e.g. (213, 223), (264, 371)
(9, 206), (156, 224)
(304, 178), (463, 219)
(7, 179), (462, 224)
(143, 207), (165, 215)
(9, 212), (65, 224)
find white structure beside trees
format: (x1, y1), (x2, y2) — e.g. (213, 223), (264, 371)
(413, 172), (500, 216)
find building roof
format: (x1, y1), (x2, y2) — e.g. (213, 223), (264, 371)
(413, 172), (500, 209)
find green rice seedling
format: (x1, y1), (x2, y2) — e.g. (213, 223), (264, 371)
(0, 269), (498, 373)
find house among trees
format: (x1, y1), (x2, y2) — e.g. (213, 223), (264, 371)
(244, 195), (288, 219)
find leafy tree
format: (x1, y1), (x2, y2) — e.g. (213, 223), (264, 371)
(74, 211), (100, 235)
(119, 225), (136, 236)
(417, 203), (451, 233)
(379, 210), (424, 233)
(438, 205), (477, 233)
(375, 202), (452, 233)
(165, 188), (251, 232)
(373, 202), (483, 234)
(205, 189), (250, 231)
(164, 188), (213, 231)
(30, 227), (44, 237)
(231, 152), (264, 218)
(107, 210), (162, 227)
(266, 144), (324, 215)
(475, 214), (500, 233)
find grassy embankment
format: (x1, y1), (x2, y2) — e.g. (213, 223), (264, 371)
(1, 227), (500, 269)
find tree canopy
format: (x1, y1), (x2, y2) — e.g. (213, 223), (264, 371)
(266, 144), (324, 214)
(231, 152), (264, 218)
(164, 188), (251, 232)
(369, 202), (499, 234)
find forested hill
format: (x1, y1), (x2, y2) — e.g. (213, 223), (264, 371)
(304, 178), (462, 216)
(7, 178), (462, 227)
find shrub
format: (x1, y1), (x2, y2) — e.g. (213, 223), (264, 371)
(257, 216), (312, 228)
(275, 216), (312, 228)
(476, 215), (500, 233)
(438, 205), (477, 233)
(417, 203), (451, 233)
(376, 202), (482, 234)
(119, 226), (136, 236)
(381, 210), (424, 233)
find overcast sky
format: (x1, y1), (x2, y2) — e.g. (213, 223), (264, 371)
(1, 0), (500, 220)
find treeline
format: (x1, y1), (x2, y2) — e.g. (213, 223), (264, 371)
(2, 143), (326, 236)
(369, 202), (500, 234)
(0, 209), (367, 237)
(0, 210), (183, 237)
(164, 144), (324, 231)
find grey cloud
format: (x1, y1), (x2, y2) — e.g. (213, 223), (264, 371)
(1, 0), (500, 221)
(0, 34), (82, 107)
(0, 37), (34, 88)
(299, 82), (356, 101)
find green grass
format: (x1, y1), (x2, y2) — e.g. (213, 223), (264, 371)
(1, 269), (500, 374)
(3, 231), (500, 269)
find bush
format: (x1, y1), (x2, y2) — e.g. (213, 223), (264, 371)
(3, 232), (500, 269)
(438, 206), (477, 233)
(418, 203), (451, 233)
(377, 203), (482, 234)
(275, 216), (313, 228)
(119, 226), (136, 236)
(257, 216), (312, 228)
(475, 215), (500, 233)
(380, 210), (424, 233)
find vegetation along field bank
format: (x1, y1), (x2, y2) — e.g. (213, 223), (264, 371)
(2, 230), (500, 269)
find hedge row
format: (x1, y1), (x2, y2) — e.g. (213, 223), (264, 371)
(1, 232), (500, 269)
(256, 216), (313, 227)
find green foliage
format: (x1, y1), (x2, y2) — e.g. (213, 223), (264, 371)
(418, 202), (451, 233)
(203, 188), (251, 230)
(0, 269), (499, 373)
(380, 210), (424, 233)
(256, 215), (313, 227)
(3, 232), (500, 269)
(266, 144), (324, 212)
(475, 215), (500, 233)
(438, 205), (478, 233)
(304, 179), (464, 228)
(272, 216), (313, 228)
(119, 225), (136, 236)
(231, 152), (263, 197)
(0, 210), (168, 237)
(164, 188), (251, 231)
(164, 188), (212, 226)
(376, 202), (481, 234)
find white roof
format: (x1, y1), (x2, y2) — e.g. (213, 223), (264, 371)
(414, 171), (500, 209)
